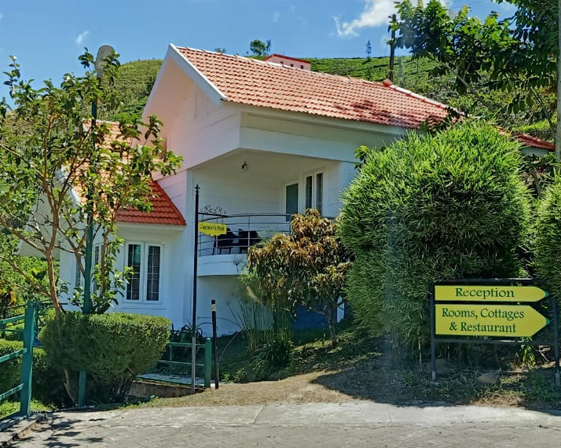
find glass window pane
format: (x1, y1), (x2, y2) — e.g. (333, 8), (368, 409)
(285, 183), (298, 221)
(126, 244), (141, 301)
(146, 246), (161, 301)
(316, 173), (323, 215)
(305, 176), (313, 210)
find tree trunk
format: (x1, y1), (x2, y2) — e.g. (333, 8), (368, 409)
(557, 0), (561, 162)
(45, 252), (62, 316)
(327, 305), (338, 347)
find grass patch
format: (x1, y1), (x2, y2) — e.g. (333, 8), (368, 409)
(0, 399), (50, 419)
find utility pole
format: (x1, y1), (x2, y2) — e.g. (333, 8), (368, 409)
(78, 45), (115, 408)
(191, 185), (200, 394)
(388, 14), (397, 82)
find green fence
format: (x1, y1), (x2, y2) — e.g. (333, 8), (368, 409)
(0, 302), (35, 420)
(144, 338), (213, 389)
(0, 300), (50, 341)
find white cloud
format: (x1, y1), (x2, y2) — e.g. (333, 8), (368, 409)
(335, 0), (449, 38)
(75, 30), (90, 46)
(273, 11), (280, 23)
(0, 12), (3, 20)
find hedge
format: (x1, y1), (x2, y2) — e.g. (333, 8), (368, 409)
(40, 312), (171, 403)
(339, 121), (531, 351)
(535, 177), (561, 298)
(0, 340), (22, 394)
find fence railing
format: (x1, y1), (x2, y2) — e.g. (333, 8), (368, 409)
(198, 213), (292, 257)
(0, 302), (35, 422)
(142, 338), (213, 389)
(0, 300), (51, 341)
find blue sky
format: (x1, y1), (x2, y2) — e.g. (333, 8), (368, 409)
(0, 0), (517, 99)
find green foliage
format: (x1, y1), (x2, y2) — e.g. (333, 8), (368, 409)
(40, 312), (170, 403)
(0, 51), (181, 313)
(534, 177), (561, 298)
(339, 121), (531, 350)
(233, 333), (293, 383)
(516, 118), (556, 142)
(249, 39), (271, 56)
(245, 210), (351, 345)
(0, 339), (22, 393)
(395, 0), (556, 143)
(104, 59), (162, 119)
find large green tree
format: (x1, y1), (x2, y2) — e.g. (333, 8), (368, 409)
(0, 52), (181, 314)
(396, 0), (559, 156)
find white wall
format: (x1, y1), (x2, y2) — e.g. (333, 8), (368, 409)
(59, 224), (187, 328)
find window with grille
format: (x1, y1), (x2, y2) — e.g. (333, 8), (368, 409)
(125, 243), (162, 302)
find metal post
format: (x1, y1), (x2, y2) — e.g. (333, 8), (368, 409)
(552, 297), (560, 387)
(204, 338), (212, 389)
(211, 299), (219, 389)
(388, 14), (397, 82)
(430, 284), (437, 385)
(191, 185), (200, 394)
(78, 88), (98, 408)
(19, 302), (35, 417)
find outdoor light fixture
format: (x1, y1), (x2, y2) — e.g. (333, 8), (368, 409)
(241, 161), (248, 170)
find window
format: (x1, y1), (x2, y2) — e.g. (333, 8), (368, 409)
(305, 176), (313, 210)
(303, 171), (324, 214)
(316, 173), (323, 215)
(125, 243), (162, 302)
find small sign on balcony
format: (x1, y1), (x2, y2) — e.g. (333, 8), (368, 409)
(198, 222), (227, 236)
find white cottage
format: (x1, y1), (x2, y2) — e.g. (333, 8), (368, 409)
(54, 45), (554, 335)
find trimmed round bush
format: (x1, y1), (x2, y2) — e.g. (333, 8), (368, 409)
(535, 177), (561, 297)
(339, 121), (531, 350)
(40, 312), (170, 403)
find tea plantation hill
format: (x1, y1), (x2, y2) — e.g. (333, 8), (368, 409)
(109, 56), (551, 140)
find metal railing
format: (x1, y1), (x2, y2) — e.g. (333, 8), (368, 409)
(141, 338), (213, 389)
(198, 213), (292, 257)
(0, 300), (52, 341)
(0, 302), (35, 423)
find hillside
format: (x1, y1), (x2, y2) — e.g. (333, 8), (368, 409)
(109, 55), (552, 140)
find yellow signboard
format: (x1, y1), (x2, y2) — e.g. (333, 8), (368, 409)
(435, 304), (549, 338)
(198, 222), (227, 236)
(435, 285), (547, 303)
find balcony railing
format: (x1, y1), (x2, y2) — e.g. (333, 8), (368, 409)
(198, 213), (292, 257)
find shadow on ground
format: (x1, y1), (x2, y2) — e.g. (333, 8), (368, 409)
(18, 416), (105, 447)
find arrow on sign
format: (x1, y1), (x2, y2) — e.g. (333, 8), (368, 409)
(435, 285), (548, 303)
(435, 304), (549, 338)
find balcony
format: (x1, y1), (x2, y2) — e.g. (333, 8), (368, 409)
(197, 213), (292, 276)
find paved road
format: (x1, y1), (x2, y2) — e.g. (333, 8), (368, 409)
(14, 402), (561, 447)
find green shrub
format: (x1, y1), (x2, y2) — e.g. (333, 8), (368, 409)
(535, 177), (561, 298)
(339, 121), (531, 351)
(0, 340), (22, 394)
(40, 312), (170, 403)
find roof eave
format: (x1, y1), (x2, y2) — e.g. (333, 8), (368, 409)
(169, 44), (227, 107)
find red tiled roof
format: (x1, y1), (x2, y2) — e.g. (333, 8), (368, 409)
(514, 132), (555, 151)
(76, 121), (185, 226)
(176, 47), (554, 151)
(117, 180), (186, 226)
(176, 47), (450, 130)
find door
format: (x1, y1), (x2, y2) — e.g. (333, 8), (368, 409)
(285, 183), (299, 220)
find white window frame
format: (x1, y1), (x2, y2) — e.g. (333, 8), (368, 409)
(124, 242), (163, 303)
(303, 170), (324, 214)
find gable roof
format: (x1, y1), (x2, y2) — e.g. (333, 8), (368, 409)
(117, 180), (186, 226)
(173, 46), (554, 151)
(75, 121), (185, 227)
(175, 47), (450, 130)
